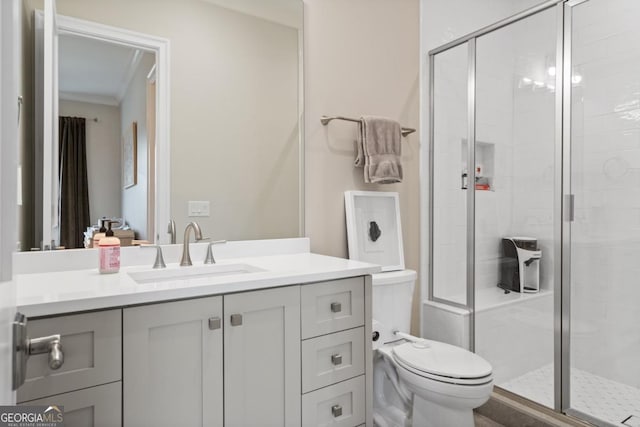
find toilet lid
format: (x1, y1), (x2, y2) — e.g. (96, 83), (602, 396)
(392, 340), (492, 380)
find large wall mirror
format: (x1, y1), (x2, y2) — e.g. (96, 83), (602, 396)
(21, 0), (303, 250)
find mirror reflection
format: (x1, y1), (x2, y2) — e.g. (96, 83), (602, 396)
(59, 34), (157, 249)
(21, 0), (303, 250)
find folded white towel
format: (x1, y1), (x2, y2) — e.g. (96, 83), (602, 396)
(355, 116), (403, 184)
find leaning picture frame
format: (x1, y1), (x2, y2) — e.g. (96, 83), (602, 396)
(123, 121), (138, 189)
(344, 191), (404, 271)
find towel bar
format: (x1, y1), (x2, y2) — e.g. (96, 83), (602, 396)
(320, 115), (416, 137)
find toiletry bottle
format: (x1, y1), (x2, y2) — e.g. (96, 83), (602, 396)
(92, 219), (108, 248)
(99, 222), (121, 274)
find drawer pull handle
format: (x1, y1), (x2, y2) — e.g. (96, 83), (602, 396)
(208, 317), (221, 330)
(331, 404), (342, 418)
(331, 353), (343, 366)
(230, 314), (243, 326)
(330, 302), (342, 313)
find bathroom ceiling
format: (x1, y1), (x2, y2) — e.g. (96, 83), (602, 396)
(200, 0), (302, 29)
(58, 34), (144, 106)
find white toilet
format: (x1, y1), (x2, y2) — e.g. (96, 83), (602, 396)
(372, 270), (493, 427)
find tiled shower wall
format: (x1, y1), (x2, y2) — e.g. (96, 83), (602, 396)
(505, 12), (556, 293)
(432, 7), (557, 300)
(425, 0), (550, 305)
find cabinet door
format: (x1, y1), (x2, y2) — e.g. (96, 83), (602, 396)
(20, 381), (121, 427)
(123, 297), (223, 427)
(224, 286), (301, 427)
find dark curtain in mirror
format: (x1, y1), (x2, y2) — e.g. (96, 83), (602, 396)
(59, 116), (90, 249)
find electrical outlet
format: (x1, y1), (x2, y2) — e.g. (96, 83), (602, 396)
(188, 201), (210, 217)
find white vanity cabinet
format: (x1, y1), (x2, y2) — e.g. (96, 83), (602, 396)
(17, 270), (373, 427)
(123, 296), (224, 427)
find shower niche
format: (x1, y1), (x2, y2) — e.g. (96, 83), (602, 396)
(461, 139), (495, 191)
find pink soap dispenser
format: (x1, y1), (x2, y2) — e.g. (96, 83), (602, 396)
(99, 221), (121, 274)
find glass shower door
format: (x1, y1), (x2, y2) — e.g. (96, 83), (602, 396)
(568, 0), (640, 424)
(431, 44), (470, 309)
(473, 7), (558, 409)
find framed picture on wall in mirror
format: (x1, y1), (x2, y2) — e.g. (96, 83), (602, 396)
(344, 191), (404, 272)
(123, 121), (138, 189)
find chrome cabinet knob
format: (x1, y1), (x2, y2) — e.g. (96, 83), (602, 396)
(330, 302), (342, 313)
(230, 314), (243, 326)
(208, 317), (221, 330)
(331, 404), (342, 418)
(331, 353), (343, 366)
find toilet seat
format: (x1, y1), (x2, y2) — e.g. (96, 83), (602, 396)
(391, 341), (493, 386)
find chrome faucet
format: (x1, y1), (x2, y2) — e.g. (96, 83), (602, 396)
(180, 222), (204, 266)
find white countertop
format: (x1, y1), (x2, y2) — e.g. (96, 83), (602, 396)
(16, 251), (380, 318)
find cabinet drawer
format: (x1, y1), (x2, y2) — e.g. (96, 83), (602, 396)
(302, 376), (365, 427)
(301, 277), (364, 339)
(20, 381), (122, 427)
(18, 310), (122, 402)
(302, 328), (365, 393)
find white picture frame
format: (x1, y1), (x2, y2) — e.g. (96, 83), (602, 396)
(344, 191), (405, 271)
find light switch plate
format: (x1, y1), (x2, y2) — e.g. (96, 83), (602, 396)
(188, 201), (210, 217)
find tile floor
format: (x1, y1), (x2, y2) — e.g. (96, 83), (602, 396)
(501, 364), (640, 426)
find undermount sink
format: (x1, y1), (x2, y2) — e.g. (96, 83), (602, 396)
(128, 263), (265, 284)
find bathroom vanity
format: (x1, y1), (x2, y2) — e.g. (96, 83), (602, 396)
(14, 238), (378, 427)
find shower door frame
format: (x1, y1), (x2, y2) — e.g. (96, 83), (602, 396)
(426, 0), (576, 414)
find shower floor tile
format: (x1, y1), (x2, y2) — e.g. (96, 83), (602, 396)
(500, 364), (640, 426)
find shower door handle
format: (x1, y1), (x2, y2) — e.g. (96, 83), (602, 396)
(566, 194), (575, 222)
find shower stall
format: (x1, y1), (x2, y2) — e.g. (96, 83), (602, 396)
(424, 0), (640, 425)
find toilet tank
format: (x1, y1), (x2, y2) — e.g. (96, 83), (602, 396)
(372, 269), (417, 344)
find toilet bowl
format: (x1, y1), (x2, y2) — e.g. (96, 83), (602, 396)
(372, 270), (493, 427)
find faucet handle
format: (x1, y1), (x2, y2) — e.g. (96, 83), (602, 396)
(167, 220), (176, 244)
(140, 245), (167, 269)
(204, 240), (227, 264)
